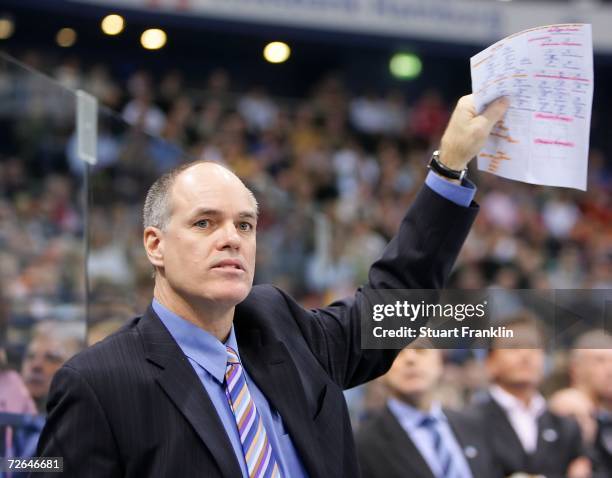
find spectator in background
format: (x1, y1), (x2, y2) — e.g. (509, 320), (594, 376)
(550, 388), (598, 443)
(20, 320), (85, 414)
(550, 388), (600, 477)
(356, 344), (499, 478)
(0, 366), (41, 468)
(83, 63), (122, 109)
(471, 312), (587, 478)
(238, 86), (278, 132)
(0, 284), (37, 415)
(1, 282), (39, 467)
(121, 71), (166, 136)
(570, 330), (612, 413)
(87, 318), (126, 347)
(0, 366), (37, 416)
(158, 70), (184, 113)
(408, 89), (450, 143)
(349, 90), (406, 136)
(569, 330), (612, 476)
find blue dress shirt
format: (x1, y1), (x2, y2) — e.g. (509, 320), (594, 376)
(152, 300), (308, 478)
(426, 170), (476, 207)
(387, 398), (474, 478)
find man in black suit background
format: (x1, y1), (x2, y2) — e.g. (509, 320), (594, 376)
(35, 94), (508, 477)
(472, 312), (586, 478)
(355, 344), (500, 478)
(568, 330), (612, 476)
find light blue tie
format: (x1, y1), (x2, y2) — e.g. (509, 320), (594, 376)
(419, 415), (460, 478)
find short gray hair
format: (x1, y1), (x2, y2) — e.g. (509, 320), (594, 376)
(143, 161), (204, 231)
(143, 160), (258, 231)
(571, 330), (612, 356)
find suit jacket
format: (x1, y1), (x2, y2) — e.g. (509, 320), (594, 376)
(355, 405), (502, 478)
(470, 394), (584, 478)
(35, 185), (478, 478)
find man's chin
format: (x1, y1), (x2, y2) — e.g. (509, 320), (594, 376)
(205, 284), (252, 306)
(395, 390), (427, 404)
(506, 379), (540, 389)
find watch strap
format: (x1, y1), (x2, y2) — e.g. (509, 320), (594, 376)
(428, 150), (467, 181)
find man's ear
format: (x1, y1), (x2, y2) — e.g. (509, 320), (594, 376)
(144, 226), (164, 269)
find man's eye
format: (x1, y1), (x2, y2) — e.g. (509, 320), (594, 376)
(239, 222), (253, 231)
(45, 353), (65, 363)
(195, 219), (209, 228)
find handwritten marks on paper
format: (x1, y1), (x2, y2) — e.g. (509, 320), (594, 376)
(471, 24), (593, 190)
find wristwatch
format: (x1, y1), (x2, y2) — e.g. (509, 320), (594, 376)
(428, 150), (468, 182)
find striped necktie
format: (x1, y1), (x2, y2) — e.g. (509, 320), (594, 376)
(419, 415), (460, 478)
(224, 345), (282, 478)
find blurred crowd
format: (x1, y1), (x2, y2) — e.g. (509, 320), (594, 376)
(0, 50), (611, 476)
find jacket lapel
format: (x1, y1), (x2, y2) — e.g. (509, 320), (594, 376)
(138, 307), (243, 478)
(234, 322), (326, 478)
(531, 411), (560, 471)
(485, 396), (529, 470)
(445, 409), (489, 478)
(379, 406), (437, 478)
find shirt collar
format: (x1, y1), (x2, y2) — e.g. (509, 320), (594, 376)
(490, 384), (546, 417)
(152, 299), (239, 384)
(387, 397), (446, 431)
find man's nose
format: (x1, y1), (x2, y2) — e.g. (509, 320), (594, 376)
(216, 222), (241, 249)
(402, 351), (417, 365)
(25, 357), (43, 372)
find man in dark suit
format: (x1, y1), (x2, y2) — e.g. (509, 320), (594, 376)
(35, 95), (508, 477)
(472, 312), (586, 478)
(564, 330), (612, 476)
(356, 345), (501, 478)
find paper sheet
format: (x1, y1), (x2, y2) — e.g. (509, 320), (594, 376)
(470, 24), (593, 190)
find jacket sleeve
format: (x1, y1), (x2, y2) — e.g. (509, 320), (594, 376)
(35, 365), (122, 478)
(277, 184), (478, 390)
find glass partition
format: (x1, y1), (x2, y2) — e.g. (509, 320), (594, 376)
(0, 52), (86, 461)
